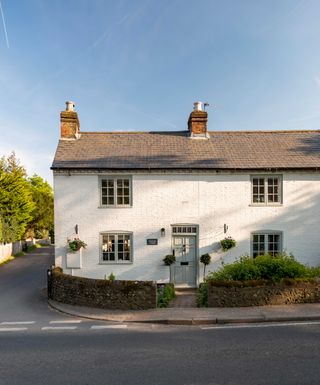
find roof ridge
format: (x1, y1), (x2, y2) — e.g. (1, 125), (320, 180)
(79, 130), (320, 135)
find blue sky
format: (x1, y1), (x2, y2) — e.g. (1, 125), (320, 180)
(0, 0), (319, 183)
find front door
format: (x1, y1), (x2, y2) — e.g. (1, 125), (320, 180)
(172, 236), (197, 287)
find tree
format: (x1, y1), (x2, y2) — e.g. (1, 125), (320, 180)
(26, 174), (54, 239)
(0, 153), (35, 243)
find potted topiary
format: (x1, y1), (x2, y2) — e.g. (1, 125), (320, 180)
(200, 253), (211, 277)
(163, 254), (176, 282)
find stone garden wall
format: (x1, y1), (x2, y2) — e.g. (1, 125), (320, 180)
(207, 280), (320, 307)
(48, 267), (157, 310)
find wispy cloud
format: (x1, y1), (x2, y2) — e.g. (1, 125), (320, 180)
(22, 9), (138, 100)
(0, 0), (9, 48)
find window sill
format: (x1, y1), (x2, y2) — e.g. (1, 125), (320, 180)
(99, 262), (133, 265)
(98, 205), (132, 209)
(249, 204), (283, 207)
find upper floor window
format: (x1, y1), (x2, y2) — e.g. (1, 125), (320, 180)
(251, 175), (282, 205)
(252, 231), (282, 257)
(101, 233), (132, 263)
(100, 176), (132, 207)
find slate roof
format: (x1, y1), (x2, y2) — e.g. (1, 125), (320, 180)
(52, 130), (320, 171)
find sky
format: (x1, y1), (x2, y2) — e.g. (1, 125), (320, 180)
(0, 0), (320, 184)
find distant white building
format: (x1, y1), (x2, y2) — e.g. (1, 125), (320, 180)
(52, 101), (320, 287)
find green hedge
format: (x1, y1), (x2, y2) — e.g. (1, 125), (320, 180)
(197, 254), (320, 307)
(207, 253), (320, 282)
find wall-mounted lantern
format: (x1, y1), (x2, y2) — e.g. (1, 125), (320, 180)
(160, 228), (166, 237)
(75, 224), (79, 235)
(224, 224), (228, 234)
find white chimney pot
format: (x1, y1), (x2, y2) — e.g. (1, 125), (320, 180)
(194, 101), (202, 111)
(66, 101), (75, 112)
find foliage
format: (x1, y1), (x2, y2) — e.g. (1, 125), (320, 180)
(0, 153), (35, 243)
(37, 229), (49, 239)
(220, 237), (236, 252)
(157, 284), (175, 308)
(107, 272), (115, 281)
(163, 254), (176, 266)
(200, 253), (211, 277)
(26, 174), (54, 239)
(206, 253), (319, 282)
(68, 238), (87, 252)
(197, 282), (208, 307)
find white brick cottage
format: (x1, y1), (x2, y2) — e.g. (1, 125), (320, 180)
(52, 101), (320, 287)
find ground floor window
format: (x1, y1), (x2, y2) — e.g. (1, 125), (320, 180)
(101, 233), (132, 262)
(252, 232), (282, 257)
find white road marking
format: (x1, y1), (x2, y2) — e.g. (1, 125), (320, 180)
(202, 321), (320, 330)
(1, 321), (35, 325)
(41, 326), (78, 330)
(90, 325), (128, 330)
(0, 327), (28, 332)
(49, 320), (82, 324)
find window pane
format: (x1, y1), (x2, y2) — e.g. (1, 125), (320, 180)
(252, 233), (265, 257)
(267, 233), (281, 256)
(102, 235), (115, 261)
(252, 178), (265, 203)
(101, 179), (115, 205)
(123, 196), (130, 205)
(267, 178), (280, 204)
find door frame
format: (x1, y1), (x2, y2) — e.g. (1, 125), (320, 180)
(171, 224), (199, 288)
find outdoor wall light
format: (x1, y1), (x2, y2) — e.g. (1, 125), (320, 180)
(224, 224), (228, 234)
(75, 224), (79, 235)
(160, 228), (166, 237)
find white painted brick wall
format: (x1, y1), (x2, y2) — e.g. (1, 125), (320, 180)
(54, 172), (320, 284)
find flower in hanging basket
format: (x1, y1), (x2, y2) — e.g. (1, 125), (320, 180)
(220, 237), (236, 252)
(67, 238), (87, 252)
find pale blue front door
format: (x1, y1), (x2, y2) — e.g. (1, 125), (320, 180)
(172, 236), (197, 287)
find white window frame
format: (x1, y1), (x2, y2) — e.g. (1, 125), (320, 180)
(99, 176), (132, 208)
(251, 231), (283, 258)
(251, 175), (282, 205)
(100, 232), (133, 264)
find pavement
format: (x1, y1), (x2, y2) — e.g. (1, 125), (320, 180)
(48, 299), (320, 325)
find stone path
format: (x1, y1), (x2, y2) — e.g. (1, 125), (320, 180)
(168, 288), (198, 308)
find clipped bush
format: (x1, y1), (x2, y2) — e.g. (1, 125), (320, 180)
(200, 253), (211, 277)
(163, 254), (176, 266)
(206, 253), (320, 282)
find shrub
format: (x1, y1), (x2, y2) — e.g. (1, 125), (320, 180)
(106, 272), (115, 281)
(220, 237), (236, 251)
(157, 284), (175, 308)
(206, 253), (319, 282)
(197, 282), (208, 307)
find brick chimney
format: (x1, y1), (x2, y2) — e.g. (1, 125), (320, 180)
(60, 101), (80, 139)
(188, 101), (209, 138)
